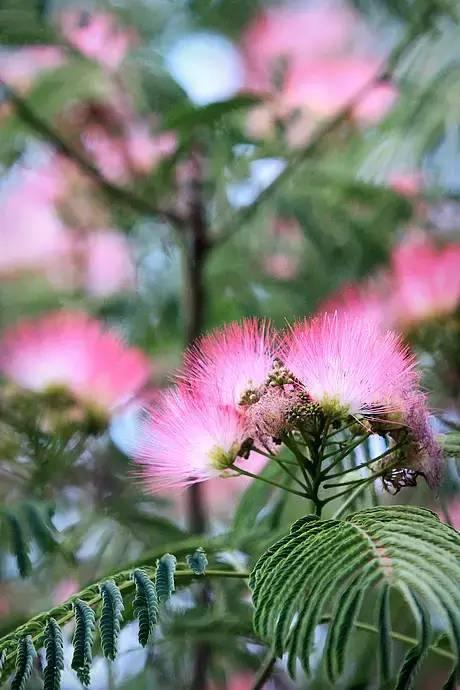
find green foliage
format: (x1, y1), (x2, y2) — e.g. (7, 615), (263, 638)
(43, 618), (64, 690)
(164, 95), (261, 130)
(155, 553), (177, 603)
(1, 502), (60, 577)
(11, 636), (35, 690)
(250, 506), (460, 687)
(133, 569), (159, 646)
(186, 548), (208, 575)
(0, 549), (243, 688)
(4, 511), (32, 578)
(71, 599), (96, 687)
(99, 580), (125, 661)
(23, 501), (59, 553)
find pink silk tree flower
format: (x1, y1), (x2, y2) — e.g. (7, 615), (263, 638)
(181, 319), (278, 407)
(61, 11), (135, 70)
(401, 392), (443, 488)
(0, 311), (151, 415)
(282, 312), (417, 417)
(389, 235), (460, 328)
(134, 388), (248, 490)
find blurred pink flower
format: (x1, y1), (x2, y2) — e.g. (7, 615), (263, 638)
(209, 673), (272, 690)
(125, 126), (177, 174)
(242, 3), (355, 93)
(282, 312), (417, 417)
(390, 234), (460, 328)
(61, 11), (135, 70)
(319, 281), (390, 330)
(81, 123), (176, 182)
(282, 57), (396, 123)
(263, 253), (299, 280)
(0, 311), (151, 414)
(83, 230), (135, 297)
(388, 172), (424, 197)
(53, 578), (79, 604)
(241, 3), (397, 140)
(319, 233), (460, 333)
(0, 181), (68, 277)
(0, 46), (64, 91)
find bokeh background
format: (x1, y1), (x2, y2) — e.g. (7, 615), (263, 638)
(0, 0), (459, 688)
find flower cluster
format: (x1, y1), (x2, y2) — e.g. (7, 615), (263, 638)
(322, 234), (460, 332)
(134, 314), (441, 492)
(0, 311), (151, 419)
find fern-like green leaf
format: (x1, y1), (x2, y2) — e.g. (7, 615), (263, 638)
(11, 636), (35, 690)
(186, 547), (208, 575)
(0, 648), (6, 681)
(133, 569), (159, 646)
(5, 512), (31, 577)
(395, 587), (433, 690)
(23, 502), (58, 553)
(377, 584), (392, 682)
(250, 506), (460, 688)
(71, 599), (96, 686)
(43, 618), (64, 690)
(99, 580), (124, 661)
(155, 553), (177, 603)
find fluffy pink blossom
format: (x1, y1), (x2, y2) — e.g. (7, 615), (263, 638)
(182, 319), (277, 407)
(134, 388), (248, 490)
(0, 311), (151, 414)
(61, 11), (135, 70)
(389, 235), (460, 328)
(400, 392), (442, 487)
(282, 312), (417, 416)
(0, 46), (64, 91)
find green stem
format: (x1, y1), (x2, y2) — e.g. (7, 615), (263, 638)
(329, 477), (376, 517)
(319, 617), (454, 662)
(325, 442), (404, 480)
(251, 650), (277, 690)
(283, 434), (313, 492)
(321, 434), (370, 471)
(231, 465), (309, 498)
(271, 455), (309, 491)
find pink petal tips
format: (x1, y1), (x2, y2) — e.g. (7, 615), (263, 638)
(134, 388), (248, 491)
(281, 312), (417, 417)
